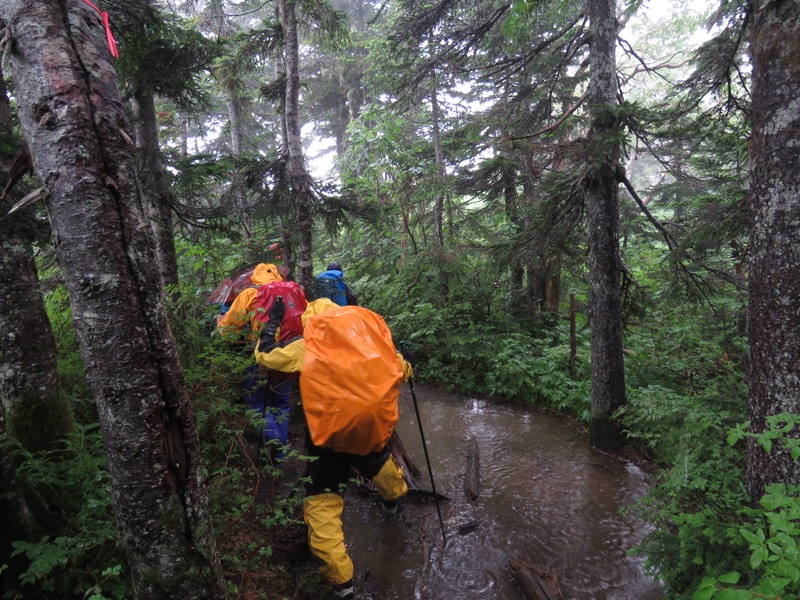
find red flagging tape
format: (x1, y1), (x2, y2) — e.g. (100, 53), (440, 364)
(81, 0), (119, 58)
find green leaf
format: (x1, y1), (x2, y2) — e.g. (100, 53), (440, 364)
(718, 572), (741, 585)
(759, 576), (792, 594)
(694, 580), (718, 600)
(751, 545), (769, 569)
(715, 589), (752, 600)
(740, 529), (761, 545)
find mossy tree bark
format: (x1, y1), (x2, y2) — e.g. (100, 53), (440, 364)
(0, 2), (226, 597)
(746, 0), (800, 502)
(585, 0), (626, 451)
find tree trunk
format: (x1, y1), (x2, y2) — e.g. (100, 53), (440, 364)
(331, 0), (367, 157)
(280, 0), (315, 289)
(585, 0), (626, 451)
(503, 159), (526, 314)
(0, 62), (41, 595)
(208, 0), (252, 238)
(430, 77), (450, 305)
(273, 0), (289, 158)
(0, 63), (72, 453)
(0, 3), (226, 597)
(0, 235), (73, 452)
(130, 85), (180, 288)
(0, 407), (37, 596)
(544, 264), (560, 313)
(746, 0), (800, 502)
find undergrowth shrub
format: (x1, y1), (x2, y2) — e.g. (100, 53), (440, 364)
(693, 416), (800, 600)
(169, 288), (309, 591)
(389, 302), (592, 419)
(4, 425), (126, 600)
(615, 294), (757, 598)
(621, 386), (750, 595)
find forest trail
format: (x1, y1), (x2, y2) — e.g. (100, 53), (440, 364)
(312, 383), (663, 599)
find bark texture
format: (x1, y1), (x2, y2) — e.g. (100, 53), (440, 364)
(585, 0), (626, 451)
(280, 0), (315, 289)
(0, 62), (71, 452)
(0, 2), (226, 597)
(0, 59), (42, 583)
(130, 85), (179, 288)
(746, 0), (800, 501)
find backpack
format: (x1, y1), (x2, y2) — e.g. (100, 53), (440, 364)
(316, 271), (348, 306)
(301, 306), (402, 455)
(253, 281), (307, 342)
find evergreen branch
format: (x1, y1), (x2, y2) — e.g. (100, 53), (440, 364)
(617, 36), (692, 86)
(225, 1), (271, 17)
(368, 0), (391, 25)
(620, 174), (678, 251)
(621, 175), (742, 291)
(507, 90), (587, 140)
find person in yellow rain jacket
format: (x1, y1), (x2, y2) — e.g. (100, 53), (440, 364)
(216, 263), (295, 460)
(216, 263), (283, 337)
(254, 298), (414, 599)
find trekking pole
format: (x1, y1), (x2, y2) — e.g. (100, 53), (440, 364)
(408, 378), (447, 546)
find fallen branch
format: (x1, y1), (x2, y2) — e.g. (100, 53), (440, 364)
(464, 437), (480, 502)
(507, 558), (565, 600)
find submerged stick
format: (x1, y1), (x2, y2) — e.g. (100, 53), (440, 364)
(464, 437), (480, 502)
(507, 558), (565, 600)
(389, 429), (421, 487)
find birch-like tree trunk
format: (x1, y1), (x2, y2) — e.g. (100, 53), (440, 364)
(280, 0), (315, 289)
(0, 61), (40, 596)
(0, 64), (72, 453)
(130, 85), (180, 287)
(746, 0), (800, 502)
(0, 3), (226, 597)
(585, 0), (626, 451)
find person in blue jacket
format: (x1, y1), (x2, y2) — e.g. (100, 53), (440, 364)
(315, 261), (358, 306)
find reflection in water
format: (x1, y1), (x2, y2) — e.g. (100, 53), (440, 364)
(342, 384), (663, 599)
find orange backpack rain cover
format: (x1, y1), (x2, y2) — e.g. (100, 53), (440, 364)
(301, 306), (402, 455)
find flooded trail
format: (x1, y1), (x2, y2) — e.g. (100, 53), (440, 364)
(340, 384), (663, 599)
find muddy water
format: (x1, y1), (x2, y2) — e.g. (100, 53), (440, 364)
(341, 384), (663, 599)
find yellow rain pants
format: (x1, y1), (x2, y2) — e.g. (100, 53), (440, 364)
(304, 493), (353, 585)
(303, 456), (408, 585)
(372, 455), (408, 502)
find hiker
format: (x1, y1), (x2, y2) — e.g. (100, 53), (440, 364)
(316, 261), (358, 306)
(216, 263), (297, 460)
(254, 298), (414, 599)
(216, 263), (282, 330)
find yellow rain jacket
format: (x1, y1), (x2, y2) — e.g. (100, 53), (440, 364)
(217, 263), (282, 341)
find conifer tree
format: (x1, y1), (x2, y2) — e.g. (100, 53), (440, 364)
(746, 0), (800, 501)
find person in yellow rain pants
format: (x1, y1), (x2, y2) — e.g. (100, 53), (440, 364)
(254, 297), (415, 599)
